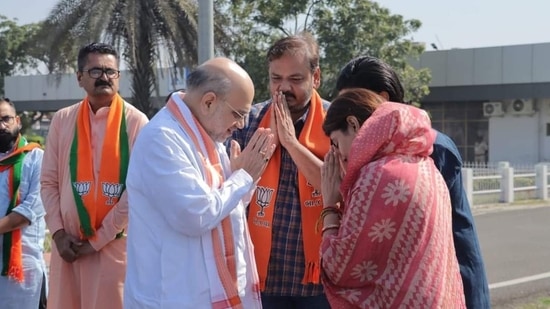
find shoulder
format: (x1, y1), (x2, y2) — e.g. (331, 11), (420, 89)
(244, 99), (271, 128)
(432, 130), (462, 165)
(124, 101), (149, 127)
(250, 99), (271, 117)
(23, 146), (44, 165)
(52, 101), (82, 121)
(123, 102), (149, 122)
(321, 98), (330, 111)
(136, 109), (179, 143)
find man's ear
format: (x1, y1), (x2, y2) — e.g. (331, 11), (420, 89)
(312, 66), (321, 89)
(76, 71), (83, 85)
(200, 92), (217, 114)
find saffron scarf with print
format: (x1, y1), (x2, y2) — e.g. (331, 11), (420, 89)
(248, 90), (330, 290)
(167, 93), (257, 308)
(69, 94), (129, 238)
(0, 136), (40, 282)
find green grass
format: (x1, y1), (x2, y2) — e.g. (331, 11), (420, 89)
(519, 297), (550, 309)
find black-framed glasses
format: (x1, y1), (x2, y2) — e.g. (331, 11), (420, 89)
(0, 115), (15, 125)
(83, 68), (120, 79)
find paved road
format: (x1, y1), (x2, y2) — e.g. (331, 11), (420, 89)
(474, 204), (550, 308)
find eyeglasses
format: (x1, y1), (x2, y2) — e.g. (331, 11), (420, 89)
(223, 100), (246, 120)
(82, 68), (120, 79)
(0, 115), (15, 125)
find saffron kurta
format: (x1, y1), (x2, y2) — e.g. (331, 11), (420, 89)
(41, 101), (148, 309)
(0, 147), (46, 309)
(321, 102), (465, 308)
(124, 96), (261, 308)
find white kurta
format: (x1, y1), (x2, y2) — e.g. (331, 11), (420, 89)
(0, 147), (46, 309)
(124, 100), (261, 309)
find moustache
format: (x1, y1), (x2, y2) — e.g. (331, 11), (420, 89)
(95, 80), (112, 87)
(282, 92), (296, 100)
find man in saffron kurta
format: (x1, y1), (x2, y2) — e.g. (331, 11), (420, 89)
(0, 98), (47, 309)
(125, 58), (273, 308)
(40, 43), (148, 309)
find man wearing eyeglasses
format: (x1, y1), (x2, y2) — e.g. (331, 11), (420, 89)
(0, 98), (47, 309)
(40, 42), (148, 309)
(124, 57), (274, 308)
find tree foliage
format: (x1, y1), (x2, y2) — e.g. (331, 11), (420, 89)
(33, 0), (204, 118)
(0, 15), (41, 96)
(219, 0), (431, 104)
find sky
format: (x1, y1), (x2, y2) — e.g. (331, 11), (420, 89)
(1, 0), (549, 51)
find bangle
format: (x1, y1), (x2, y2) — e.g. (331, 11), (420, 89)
(315, 206), (342, 234)
(322, 224), (340, 234)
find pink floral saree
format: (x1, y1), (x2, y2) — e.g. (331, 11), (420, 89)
(321, 102), (465, 308)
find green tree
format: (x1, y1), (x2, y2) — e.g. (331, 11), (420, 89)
(33, 0), (209, 118)
(0, 16), (41, 96)
(220, 0), (431, 104)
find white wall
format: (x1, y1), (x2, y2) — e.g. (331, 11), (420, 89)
(414, 42), (550, 87)
(489, 115), (538, 164)
(538, 99), (550, 162)
(5, 67), (187, 103)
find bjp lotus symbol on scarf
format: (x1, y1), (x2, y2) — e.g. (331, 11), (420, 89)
(73, 181), (91, 196)
(102, 182), (124, 205)
(255, 186), (274, 217)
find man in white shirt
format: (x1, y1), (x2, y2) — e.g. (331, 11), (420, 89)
(124, 57), (276, 309)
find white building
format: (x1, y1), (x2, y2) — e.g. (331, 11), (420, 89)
(4, 43), (550, 164)
(411, 42), (550, 164)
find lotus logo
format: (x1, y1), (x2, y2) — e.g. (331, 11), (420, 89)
(255, 186), (274, 217)
(73, 182), (91, 196)
(102, 182), (124, 205)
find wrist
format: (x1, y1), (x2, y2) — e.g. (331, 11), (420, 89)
(52, 229), (65, 241)
(280, 137), (298, 149)
(323, 202), (340, 209)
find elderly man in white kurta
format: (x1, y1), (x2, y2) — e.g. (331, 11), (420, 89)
(124, 57), (276, 309)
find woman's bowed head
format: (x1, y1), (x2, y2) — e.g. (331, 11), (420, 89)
(319, 88), (465, 308)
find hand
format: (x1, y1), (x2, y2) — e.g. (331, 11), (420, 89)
(321, 147), (343, 206)
(273, 91), (297, 148)
(71, 240), (97, 257)
(230, 128), (276, 182)
(269, 97), (279, 146)
(52, 229), (81, 263)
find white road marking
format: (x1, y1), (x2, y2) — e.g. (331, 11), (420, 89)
(489, 272), (550, 290)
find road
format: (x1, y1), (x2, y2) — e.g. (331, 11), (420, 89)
(474, 204), (550, 308)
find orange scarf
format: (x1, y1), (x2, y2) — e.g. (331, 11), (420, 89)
(0, 136), (40, 282)
(167, 94), (245, 308)
(69, 94), (129, 238)
(248, 90), (330, 290)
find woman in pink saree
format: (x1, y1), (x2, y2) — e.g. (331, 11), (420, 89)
(319, 88), (465, 308)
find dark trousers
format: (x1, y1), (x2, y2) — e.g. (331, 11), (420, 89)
(261, 294), (331, 309)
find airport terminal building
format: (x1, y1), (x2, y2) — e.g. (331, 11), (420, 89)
(5, 43), (550, 164)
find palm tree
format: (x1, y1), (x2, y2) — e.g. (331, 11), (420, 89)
(34, 0), (202, 118)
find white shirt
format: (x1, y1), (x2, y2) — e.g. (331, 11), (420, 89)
(124, 101), (261, 309)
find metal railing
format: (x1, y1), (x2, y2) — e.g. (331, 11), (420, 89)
(462, 162), (550, 205)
